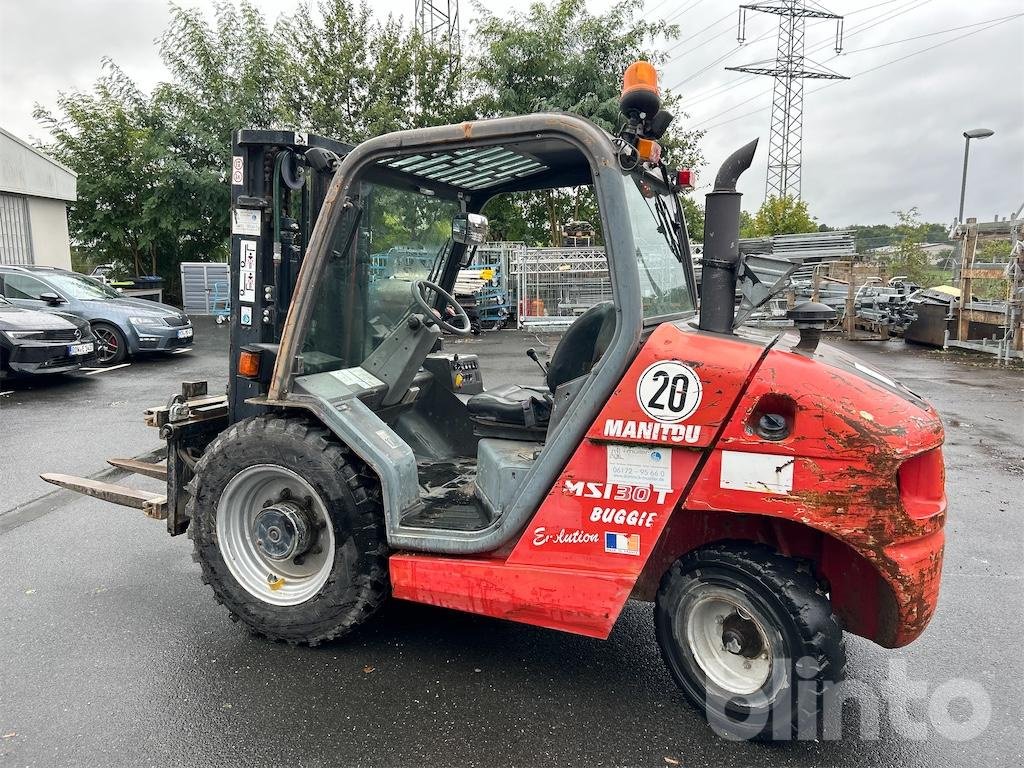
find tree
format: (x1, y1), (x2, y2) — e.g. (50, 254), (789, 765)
(34, 62), (166, 276)
(35, 0), (708, 282)
(884, 208), (930, 284)
(470, 0), (704, 244)
(151, 1), (289, 270)
(680, 196), (704, 242)
(278, 0), (464, 142)
(747, 195), (818, 237)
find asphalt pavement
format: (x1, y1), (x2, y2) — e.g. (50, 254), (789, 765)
(0, 322), (1021, 767)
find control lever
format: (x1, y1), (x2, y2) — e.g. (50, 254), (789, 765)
(526, 347), (548, 377)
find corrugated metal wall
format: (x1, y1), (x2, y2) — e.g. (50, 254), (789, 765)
(0, 193), (33, 265)
(180, 261), (229, 314)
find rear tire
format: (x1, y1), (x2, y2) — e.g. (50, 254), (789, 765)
(187, 415), (389, 644)
(91, 322), (127, 365)
(655, 543), (846, 741)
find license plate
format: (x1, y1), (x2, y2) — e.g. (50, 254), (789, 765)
(68, 342), (94, 356)
(177, 327), (194, 339)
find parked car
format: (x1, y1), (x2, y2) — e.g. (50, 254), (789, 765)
(89, 263), (116, 283)
(0, 295), (96, 378)
(0, 265), (193, 365)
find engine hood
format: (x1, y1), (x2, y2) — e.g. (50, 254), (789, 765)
(0, 303), (78, 332)
(84, 297), (184, 317)
(772, 330), (931, 411)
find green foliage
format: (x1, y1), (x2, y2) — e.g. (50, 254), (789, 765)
(470, 0), (702, 166)
(738, 210), (755, 239)
(470, 0), (703, 245)
(974, 239), (1013, 263)
(880, 208), (931, 285)
(279, 0), (464, 141)
(680, 196), (703, 242)
(850, 221), (950, 252)
(35, 0), (706, 278)
(34, 62), (165, 277)
(745, 195), (818, 237)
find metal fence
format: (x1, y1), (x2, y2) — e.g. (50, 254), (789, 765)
(511, 247), (610, 329)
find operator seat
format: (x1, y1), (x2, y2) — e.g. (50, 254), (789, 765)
(466, 302), (616, 429)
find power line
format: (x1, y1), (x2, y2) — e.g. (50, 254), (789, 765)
(663, 0), (709, 26)
(665, 11), (735, 63)
(697, 15), (1013, 133)
(820, 15), (1015, 81)
(728, 1), (848, 199)
(682, 0), (934, 117)
(645, 0), (675, 17)
(839, 12), (1023, 54)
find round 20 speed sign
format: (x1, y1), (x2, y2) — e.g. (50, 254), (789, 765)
(636, 360), (702, 423)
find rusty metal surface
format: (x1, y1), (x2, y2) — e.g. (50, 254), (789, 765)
(677, 339), (947, 647)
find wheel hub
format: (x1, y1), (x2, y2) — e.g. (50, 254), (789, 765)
(721, 612), (765, 658)
(684, 592), (774, 695)
(253, 500), (314, 561)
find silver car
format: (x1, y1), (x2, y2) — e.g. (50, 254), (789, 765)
(0, 265), (194, 365)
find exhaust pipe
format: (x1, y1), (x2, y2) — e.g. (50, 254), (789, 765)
(698, 138), (758, 335)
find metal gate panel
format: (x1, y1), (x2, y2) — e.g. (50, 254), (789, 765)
(179, 261), (229, 314)
(0, 193), (33, 265)
(513, 247), (610, 329)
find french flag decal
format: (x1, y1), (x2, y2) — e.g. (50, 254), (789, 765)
(604, 532), (640, 555)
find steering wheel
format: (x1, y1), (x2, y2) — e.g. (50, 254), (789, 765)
(411, 280), (471, 336)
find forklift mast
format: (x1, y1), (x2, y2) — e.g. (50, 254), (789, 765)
(228, 130), (351, 421)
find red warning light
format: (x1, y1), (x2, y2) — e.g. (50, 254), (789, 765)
(676, 168), (695, 191)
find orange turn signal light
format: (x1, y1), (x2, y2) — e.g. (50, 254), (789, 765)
(238, 349), (261, 379)
(636, 138), (662, 164)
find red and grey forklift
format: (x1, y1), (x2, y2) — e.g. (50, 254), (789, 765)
(45, 62), (946, 739)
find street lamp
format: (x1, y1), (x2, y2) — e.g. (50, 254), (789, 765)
(958, 128), (994, 223)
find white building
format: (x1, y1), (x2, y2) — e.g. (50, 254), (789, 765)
(0, 127), (77, 269)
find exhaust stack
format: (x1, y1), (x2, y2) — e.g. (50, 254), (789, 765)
(698, 138), (758, 335)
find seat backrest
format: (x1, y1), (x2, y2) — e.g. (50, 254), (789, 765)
(545, 301), (616, 392)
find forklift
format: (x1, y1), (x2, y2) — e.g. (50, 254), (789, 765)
(45, 62), (947, 739)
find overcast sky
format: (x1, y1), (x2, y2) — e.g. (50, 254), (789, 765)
(1, 0), (1021, 226)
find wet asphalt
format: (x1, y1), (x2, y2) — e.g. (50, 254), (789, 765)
(0, 319), (1021, 767)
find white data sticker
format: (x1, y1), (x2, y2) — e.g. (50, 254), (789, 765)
(231, 155), (244, 186)
(607, 444), (672, 491)
(329, 367), (385, 390)
(232, 208), (261, 236)
(636, 361), (702, 423)
(239, 240), (257, 303)
(240, 306), (252, 326)
(719, 450), (794, 495)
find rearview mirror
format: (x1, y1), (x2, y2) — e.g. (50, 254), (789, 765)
(452, 213), (489, 246)
(39, 292), (64, 305)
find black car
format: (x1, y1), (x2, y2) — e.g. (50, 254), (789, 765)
(0, 296), (96, 378)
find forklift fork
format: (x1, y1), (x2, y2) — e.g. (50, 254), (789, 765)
(40, 380), (229, 534)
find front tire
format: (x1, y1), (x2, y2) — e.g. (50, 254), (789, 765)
(655, 543), (846, 740)
(187, 416), (389, 644)
(91, 322), (127, 365)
